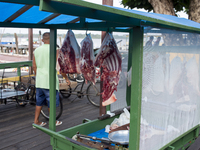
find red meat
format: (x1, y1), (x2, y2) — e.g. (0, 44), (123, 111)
(58, 30), (81, 74)
(94, 33), (122, 105)
(80, 34), (96, 84)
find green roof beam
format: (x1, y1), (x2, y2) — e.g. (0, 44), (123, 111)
(0, 22), (49, 28)
(49, 24), (130, 32)
(64, 22), (134, 29)
(39, 0), (141, 27)
(40, 0), (200, 33)
(141, 21), (200, 34)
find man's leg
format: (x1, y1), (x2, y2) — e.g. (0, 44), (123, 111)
(34, 88), (46, 125)
(46, 90), (62, 126)
(34, 105), (42, 124)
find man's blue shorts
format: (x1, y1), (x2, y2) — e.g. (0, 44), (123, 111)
(36, 88), (59, 108)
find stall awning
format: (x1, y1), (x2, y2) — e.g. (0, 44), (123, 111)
(0, 0), (200, 32)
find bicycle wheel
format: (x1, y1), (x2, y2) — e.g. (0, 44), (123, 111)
(60, 86), (72, 98)
(26, 84), (36, 105)
(41, 94), (63, 120)
(86, 82), (100, 107)
(15, 83), (27, 106)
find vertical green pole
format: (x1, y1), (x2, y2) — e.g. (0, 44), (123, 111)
(17, 67), (21, 82)
(129, 26), (143, 150)
(49, 28), (57, 132)
(126, 29), (133, 106)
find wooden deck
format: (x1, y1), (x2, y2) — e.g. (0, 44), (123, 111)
(0, 89), (99, 150)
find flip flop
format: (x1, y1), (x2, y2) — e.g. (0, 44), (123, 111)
(56, 120), (62, 126)
(33, 122), (47, 128)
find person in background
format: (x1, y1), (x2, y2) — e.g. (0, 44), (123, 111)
(33, 32), (70, 127)
(154, 37), (161, 46)
(145, 36), (154, 47)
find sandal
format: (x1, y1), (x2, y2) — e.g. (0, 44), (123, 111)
(56, 120), (62, 126)
(33, 122), (47, 128)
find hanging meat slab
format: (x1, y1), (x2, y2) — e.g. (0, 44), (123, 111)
(58, 29), (81, 74)
(80, 34), (96, 84)
(94, 33), (122, 106)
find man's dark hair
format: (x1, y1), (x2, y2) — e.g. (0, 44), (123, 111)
(42, 32), (50, 40)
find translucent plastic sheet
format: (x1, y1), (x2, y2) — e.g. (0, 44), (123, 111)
(140, 27), (200, 150)
(110, 51), (128, 111)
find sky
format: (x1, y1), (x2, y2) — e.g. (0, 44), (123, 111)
(0, 0), (188, 35)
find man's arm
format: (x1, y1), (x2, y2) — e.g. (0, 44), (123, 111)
(32, 54), (37, 76)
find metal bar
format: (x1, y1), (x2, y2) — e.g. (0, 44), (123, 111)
(4, 5), (33, 22)
(160, 125), (200, 150)
(38, 13), (60, 24)
(49, 28), (57, 132)
(0, 22), (49, 28)
(50, 24), (130, 32)
(65, 22), (133, 29)
(129, 27), (143, 150)
(0, 61), (32, 69)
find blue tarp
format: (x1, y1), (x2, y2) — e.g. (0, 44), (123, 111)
(0, 2), (101, 24)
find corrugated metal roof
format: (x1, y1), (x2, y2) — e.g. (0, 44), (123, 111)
(0, 0), (199, 32)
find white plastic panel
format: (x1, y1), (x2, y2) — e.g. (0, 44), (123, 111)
(140, 27), (200, 150)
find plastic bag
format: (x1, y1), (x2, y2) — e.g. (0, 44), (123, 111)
(58, 29), (81, 74)
(108, 108), (130, 132)
(80, 34), (96, 84)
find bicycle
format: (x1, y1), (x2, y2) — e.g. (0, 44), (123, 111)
(0, 65), (35, 107)
(60, 67), (101, 107)
(60, 73), (101, 107)
(23, 69), (101, 121)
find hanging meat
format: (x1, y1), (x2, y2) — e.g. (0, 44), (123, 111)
(80, 34), (96, 84)
(94, 33), (122, 106)
(58, 29), (81, 74)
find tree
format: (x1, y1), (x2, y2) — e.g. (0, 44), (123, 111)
(122, 0), (200, 46)
(121, 0), (200, 23)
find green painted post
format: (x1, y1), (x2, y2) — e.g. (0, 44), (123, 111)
(17, 67), (21, 82)
(49, 28), (57, 132)
(17, 67), (21, 76)
(129, 27), (143, 150)
(126, 29), (133, 106)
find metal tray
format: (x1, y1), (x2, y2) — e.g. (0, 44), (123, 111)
(108, 130), (129, 145)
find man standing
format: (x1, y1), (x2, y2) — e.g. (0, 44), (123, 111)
(145, 36), (154, 47)
(154, 37), (161, 46)
(33, 32), (70, 126)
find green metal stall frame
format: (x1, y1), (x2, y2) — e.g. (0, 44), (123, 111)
(1, 0), (200, 149)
